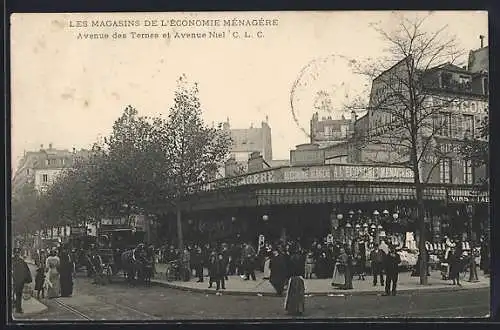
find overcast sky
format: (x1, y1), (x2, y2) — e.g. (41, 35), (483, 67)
(10, 11), (487, 171)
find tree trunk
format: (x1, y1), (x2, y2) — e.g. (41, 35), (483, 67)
(176, 201), (184, 251)
(415, 181), (428, 285)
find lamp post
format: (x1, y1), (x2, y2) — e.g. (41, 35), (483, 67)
(373, 210), (380, 225)
(392, 212), (399, 238)
(337, 213), (344, 243)
(465, 205), (478, 282)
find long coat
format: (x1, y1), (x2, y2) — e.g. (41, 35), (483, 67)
(59, 252), (73, 297)
(270, 254), (288, 290)
(13, 256), (32, 290)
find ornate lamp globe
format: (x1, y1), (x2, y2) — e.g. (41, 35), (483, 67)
(262, 215), (269, 221)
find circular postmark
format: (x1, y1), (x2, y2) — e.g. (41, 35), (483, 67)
(290, 54), (369, 140)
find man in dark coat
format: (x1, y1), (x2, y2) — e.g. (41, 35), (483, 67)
(383, 246), (401, 296)
(370, 246), (385, 286)
(269, 249), (288, 295)
(192, 247), (204, 283)
(242, 243), (257, 281)
(12, 248), (32, 314)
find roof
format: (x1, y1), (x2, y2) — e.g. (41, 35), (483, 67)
(427, 62), (469, 74)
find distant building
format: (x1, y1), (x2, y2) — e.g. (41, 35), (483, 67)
(223, 118), (272, 162)
(220, 118), (273, 176)
(12, 143), (90, 195)
(310, 112), (356, 148)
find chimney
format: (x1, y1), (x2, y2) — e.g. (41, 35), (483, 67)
(480, 35), (485, 48)
(247, 151), (264, 173)
(49, 143), (53, 150)
(40, 144), (44, 150)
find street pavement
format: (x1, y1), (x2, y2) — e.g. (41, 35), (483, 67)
(14, 269), (491, 321)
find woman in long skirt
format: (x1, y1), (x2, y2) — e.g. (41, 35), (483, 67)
(284, 249), (305, 316)
(45, 249), (61, 299)
(59, 247), (74, 297)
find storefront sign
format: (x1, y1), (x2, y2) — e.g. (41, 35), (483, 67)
(240, 171), (275, 185)
(331, 165), (413, 182)
(449, 195), (489, 203)
(282, 166), (331, 182)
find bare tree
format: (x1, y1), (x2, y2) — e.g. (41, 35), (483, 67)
(345, 15), (487, 285)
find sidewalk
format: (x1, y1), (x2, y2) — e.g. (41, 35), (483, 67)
(11, 257), (49, 318)
(12, 297), (49, 318)
(151, 263), (490, 297)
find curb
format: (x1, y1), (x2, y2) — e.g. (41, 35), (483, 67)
(150, 279), (489, 298)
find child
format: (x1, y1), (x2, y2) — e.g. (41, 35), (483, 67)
(35, 266), (45, 299)
(304, 252), (315, 279)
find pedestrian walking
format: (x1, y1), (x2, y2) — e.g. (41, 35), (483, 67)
(339, 248), (353, 290)
(284, 246), (305, 316)
(45, 248), (61, 299)
(34, 265), (45, 299)
(304, 252), (315, 279)
(269, 248), (288, 296)
(59, 246), (74, 297)
(215, 252), (226, 290)
(242, 243), (257, 281)
(12, 248), (32, 314)
(370, 246), (385, 286)
(208, 253), (217, 288)
(193, 247), (204, 283)
(383, 245), (401, 296)
(181, 247), (191, 282)
(447, 247), (462, 286)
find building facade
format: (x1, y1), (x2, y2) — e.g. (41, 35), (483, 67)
(12, 144), (90, 195)
(223, 118), (273, 162)
(351, 46), (488, 187)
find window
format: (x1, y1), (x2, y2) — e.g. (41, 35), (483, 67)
(463, 115), (474, 138)
(45, 159), (49, 166)
(437, 113), (451, 136)
(42, 174), (48, 183)
(463, 159), (473, 184)
(26, 169), (30, 175)
(62, 158), (66, 165)
(440, 159), (452, 183)
(483, 77), (489, 96)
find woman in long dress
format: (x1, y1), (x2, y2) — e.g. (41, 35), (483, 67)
(59, 246), (74, 297)
(45, 249), (61, 299)
(284, 247), (305, 316)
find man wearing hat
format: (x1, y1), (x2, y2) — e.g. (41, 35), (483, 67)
(383, 244), (401, 296)
(12, 248), (32, 314)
